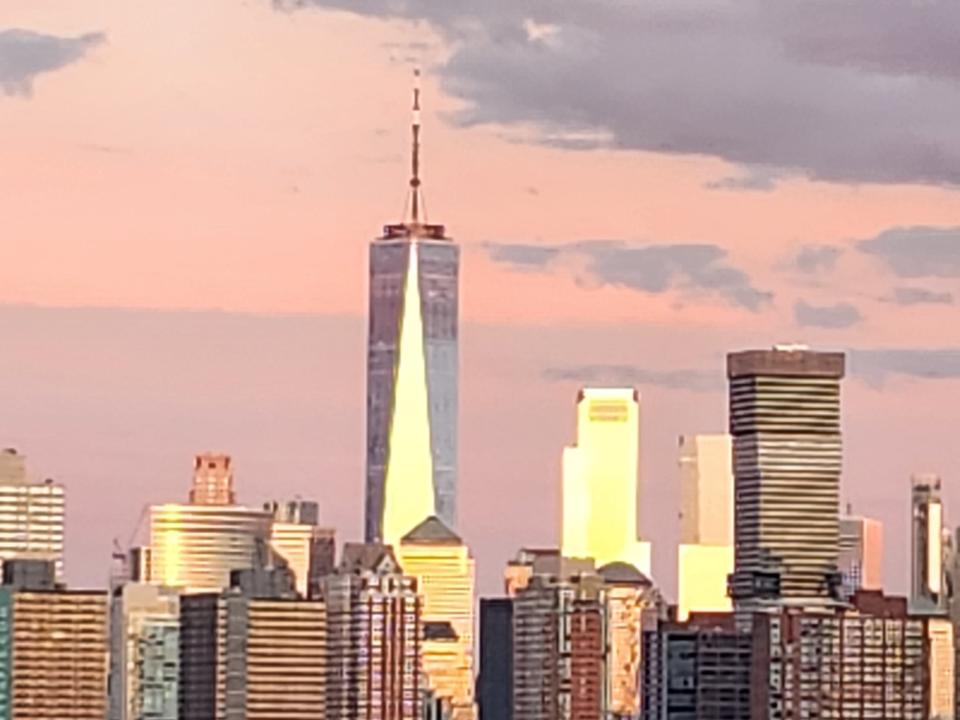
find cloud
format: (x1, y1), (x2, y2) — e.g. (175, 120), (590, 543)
(705, 166), (782, 193)
(0, 29), (105, 97)
(485, 242), (560, 270)
(275, 0), (960, 186)
(888, 287), (954, 306)
(858, 226), (960, 278)
(851, 348), (960, 386)
(543, 365), (721, 393)
(794, 300), (862, 328)
(793, 245), (843, 275)
(486, 240), (772, 310)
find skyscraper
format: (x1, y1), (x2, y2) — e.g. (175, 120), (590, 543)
(478, 598), (513, 720)
(838, 512), (883, 598)
(398, 516), (476, 720)
(147, 454), (273, 593)
(323, 543), (423, 720)
(366, 71), (459, 547)
(561, 388), (650, 575)
(727, 346), (845, 609)
(912, 473), (947, 612)
(677, 434), (734, 620)
(0, 448), (65, 581)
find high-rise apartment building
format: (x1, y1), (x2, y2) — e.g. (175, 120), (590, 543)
(641, 613), (752, 720)
(0, 560), (109, 719)
(727, 346), (845, 608)
(323, 543), (423, 720)
(189, 453), (235, 505)
(752, 591), (954, 719)
(147, 455), (273, 593)
(0, 448), (65, 581)
(512, 571), (607, 720)
(366, 73), (459, 547)
(264, 499), (336, 598)
(478, 598), (513, 720)
(178, 566), (326, 720)
(561, 388), (651, 575)
(838, 512), (883, 598)
(677, 434), (734, 620)
(109, 582), (180, 720)
(912, 473), (947, 612)
(398, 516), (476, 720)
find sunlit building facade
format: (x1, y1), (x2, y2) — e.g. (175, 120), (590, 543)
(677, 434), (734, 620)
(398, 516), (476, 720)
(265, 499), (336, 598)
(366, 76), (459, 548)
(912, 473), (947, 612)
(561, 388), (650, 575)
(838, 513), (883, 598)
(147, 455), (272, 593)
(0, 448), (65, 581)
(108, 582), (179, 720)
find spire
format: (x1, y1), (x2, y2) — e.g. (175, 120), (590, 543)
(410, 68), (422, 224)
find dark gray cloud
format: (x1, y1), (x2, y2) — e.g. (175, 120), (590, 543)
(484, 242), (560, 270)
(851, 349), (960, 386)
(486, 240), (772, 311)
(859, 226), (960, 278)
(543, 365), (722, 393)
(0, 29), (105, 97)
(275, 0), (960, 186)
(889, 287), (954, 306)
(793, 245), (843, 275)
(794, 300), (862, 328)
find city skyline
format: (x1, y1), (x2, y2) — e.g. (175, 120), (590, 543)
(4, 1), (960, 603)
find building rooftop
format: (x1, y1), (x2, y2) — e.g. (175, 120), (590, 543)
(598, 561), (652, 587)
(727, 348), (845, 379)
(401, 515), (462, 545)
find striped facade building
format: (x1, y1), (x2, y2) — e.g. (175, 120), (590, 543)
(0, 562), (109, 720)
(0, 449), (65, 581)
(178, 568), (326, 720)
(727, 347), (845, 608)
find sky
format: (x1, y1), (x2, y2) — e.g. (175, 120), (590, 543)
(3, 0), (960, 597)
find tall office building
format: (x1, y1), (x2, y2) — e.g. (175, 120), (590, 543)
(0, 560), (109, 719)
(0, 448), (65, 581)
(677, 434), (734, 620)
(323, 543), (423, 720)
(147, 454), (273, 593)
(179, 566), (326, 720)
(912, 473), (947, 612)
(727, 346), (845, 608)
(398, 516), (476, 720)
(265, 499), (336, 598)
(366, 71), (459, 547)
(109, 582), (180, 720)
(189, 453), (234, 505)
(561, 388), (651, 575)
(838, 512), (883, 598)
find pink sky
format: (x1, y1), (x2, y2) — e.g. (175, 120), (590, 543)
(3, 0), (960, 596)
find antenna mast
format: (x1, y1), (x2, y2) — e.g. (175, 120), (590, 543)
(410, 68), (422, 224)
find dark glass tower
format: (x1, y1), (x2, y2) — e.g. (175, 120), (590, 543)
(365, 71), (459, 545)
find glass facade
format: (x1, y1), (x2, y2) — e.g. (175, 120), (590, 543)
(366, 225), (459, 545)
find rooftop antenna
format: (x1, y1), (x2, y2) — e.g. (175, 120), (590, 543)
(410, 68), (422, 224)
